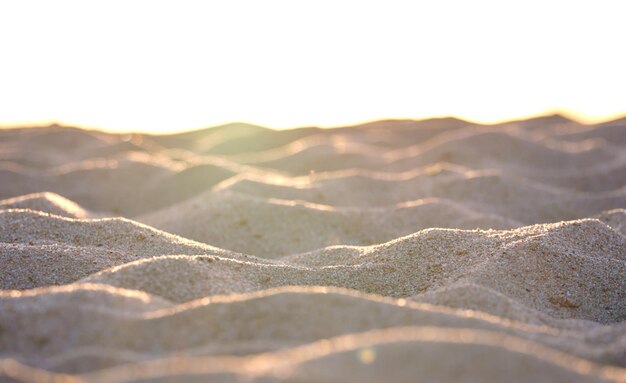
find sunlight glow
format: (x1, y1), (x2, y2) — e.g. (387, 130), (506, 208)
(0, 0), (624, 133)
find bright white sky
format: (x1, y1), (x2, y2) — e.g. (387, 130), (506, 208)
(0, 0), (624, 133)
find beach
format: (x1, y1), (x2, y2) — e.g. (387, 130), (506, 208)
(0, 116), (625, 382)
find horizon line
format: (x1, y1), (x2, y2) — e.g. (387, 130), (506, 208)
(1, 110), (624, 135)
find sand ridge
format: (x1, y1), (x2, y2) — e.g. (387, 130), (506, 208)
(2, 327), (626, 382)
(0, 192), (90, 218)
(1, 286), (625, 372)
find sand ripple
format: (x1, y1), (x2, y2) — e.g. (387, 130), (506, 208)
(0, 117), (624, 382)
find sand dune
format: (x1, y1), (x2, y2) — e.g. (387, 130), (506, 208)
(151, 118), (470, 155)
(2, 327), (625, 382)
(1, 121), (622, 216)
(151, 122), (277, 153)
(498, 114), (576, 131)
(0, 157), (174, 215)
(214, 170), (625, 221)
(550, 121), (626, 146)
(0, 117), (624, 382)
(139, 190), (521, 256)
(0, 210), (208, 290)
(136, 172), (625, 256)
(232, 128), (620, 175)
(0, 209), (216, 255)
(410, 281), (602, 329)
(528, 157), (626, 192)
(2, 286), (625, 374)
(595, 209), (626, 236)
(2, 206), (622, 322)
(84, 219), (626, 324)
(0, 192), (90, 218)
(0, 209), (289, 290)
(0, 242), (143, 290)
(0, 156), (239, 215)
(0, 126), (115, 167)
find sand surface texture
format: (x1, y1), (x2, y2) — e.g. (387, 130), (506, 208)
(0, 115), (625, 382)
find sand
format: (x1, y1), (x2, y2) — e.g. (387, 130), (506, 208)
(0, 115), (625, 382)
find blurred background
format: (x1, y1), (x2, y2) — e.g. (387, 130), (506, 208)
(0, 0), (624, 133)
